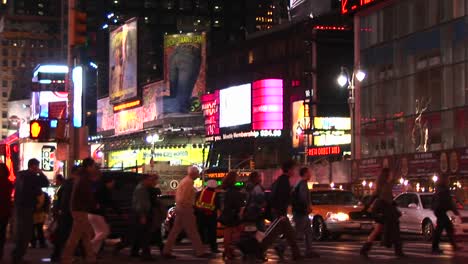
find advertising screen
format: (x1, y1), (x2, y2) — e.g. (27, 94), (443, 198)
(163, 33), (206, 114)
(201, 91), (220, 136)
(108, 147), (204, 168)
(292, 100), (310, 148)
(109, 19), (138, 104)
(219, 84), (251, 128)
(252, 79), (283, 130)
(31, 91), (68, 120)
(96, 97), (115, 132)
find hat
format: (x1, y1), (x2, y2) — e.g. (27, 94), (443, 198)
(206, 180), (218, 189)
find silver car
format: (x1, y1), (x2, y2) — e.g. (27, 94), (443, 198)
(394, 192), (468, 241)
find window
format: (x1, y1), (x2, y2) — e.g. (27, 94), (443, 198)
(11, 60), (17, 67)
(395, 194), (411, 208)
(2, 49), (7, 56)
(2, 60), (7, 67)
(2, 80), (7, 87)
(1, 111), (7, 117)
(420, 194), (434, 209)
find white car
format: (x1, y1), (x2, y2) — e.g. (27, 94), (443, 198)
(394, 192), (468, 240)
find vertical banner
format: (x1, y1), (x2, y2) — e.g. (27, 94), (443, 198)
(292, 100), (310, 148)
(201, 91), (220, 136)
(163, 33), (206, 114)
(109, 19), (138, 104)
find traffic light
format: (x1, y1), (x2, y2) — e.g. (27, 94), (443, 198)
(69, 10), (87, 46)
(30, 120), (50, 141)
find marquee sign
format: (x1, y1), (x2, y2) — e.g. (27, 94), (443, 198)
(341, 0), (387, 14)
(308, 146), (342, 156)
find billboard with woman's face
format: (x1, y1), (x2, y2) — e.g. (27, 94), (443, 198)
(109, 19), (138, 104)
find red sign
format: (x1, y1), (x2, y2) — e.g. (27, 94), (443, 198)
(201, 91), (220, 136)
(48, 101), (67, 119)
(341, 0), (385, 14)
(308, 146), (341, 156)
(252, 79), (283, 130)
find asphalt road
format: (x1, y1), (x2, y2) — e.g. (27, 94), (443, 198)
(3, 235), (467, 264)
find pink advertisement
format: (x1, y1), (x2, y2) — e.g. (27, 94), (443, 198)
(201, 91), (220, 136)
(252, 79), (283, 130)
(97, 97), (114, 132)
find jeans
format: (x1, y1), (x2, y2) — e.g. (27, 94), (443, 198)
(432, 213), (455, 250)
(163, 207), (205, 256)
(163, 45), (201, 114)
(31, 223), (46, 247)
(196, 211), (218, 251)
(0, 217), (9, 259)
(131, 216), (152, 257)
(293, 214), (314, 254)
(62, 211), (96, 264)
(11, 207), (34, 263)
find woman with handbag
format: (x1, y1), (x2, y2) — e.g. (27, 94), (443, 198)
(219, 172), (244, 260)
(360, 168), (405, 258)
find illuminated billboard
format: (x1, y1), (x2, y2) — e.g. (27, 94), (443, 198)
(292, 100), (310, 148)
(219, 84), (251, 128)
(201, 91), (220, 136)
(108, 147), (204, 168)
(96, 97), (114, 132)
(252, 79), (283, 130)
(314, 117), (351, 130)
(313, 117), (351, 146)
(109, 18), (138, 104)
(31, 91), (68, 120)
(341, 0), (384, 14)
(163, 33), (206, 114)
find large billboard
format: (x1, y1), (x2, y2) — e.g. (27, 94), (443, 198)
(252, 79), (283, 130)
(96, 97), (114, 132)
(31, 91), (68, 120)
(219, 84), (251, 128)
(163, 33), (206, 115)
(109, 19), (138, 104)
(292, 100), (310, 148)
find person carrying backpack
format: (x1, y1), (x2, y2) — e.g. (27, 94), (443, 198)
(292, 167), (319, 258)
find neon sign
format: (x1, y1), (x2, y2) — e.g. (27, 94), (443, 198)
(252, 79), (283, 130)
(206, 130), (282, 142)
(341, 0), (385, 14)
(308, 146), (342, 156)
(113, 100), (141, 112)
(201, 91), (220, 136)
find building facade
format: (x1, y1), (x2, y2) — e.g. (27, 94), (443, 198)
(348, 0), (468, 199)
(0, 0), (63, 139)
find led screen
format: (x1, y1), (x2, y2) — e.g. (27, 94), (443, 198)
(219, 84), (251, 128)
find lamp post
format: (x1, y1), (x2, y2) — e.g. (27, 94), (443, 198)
(337, 67), (366, 160)
(146, 133), (163, 164)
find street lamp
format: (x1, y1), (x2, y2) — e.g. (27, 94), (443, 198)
(146, 133), (163, 162)
(337, 66), (366, 160)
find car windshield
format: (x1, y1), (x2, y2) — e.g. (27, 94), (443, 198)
(310, 191), (359, 205)
(420, 194), (433, 209)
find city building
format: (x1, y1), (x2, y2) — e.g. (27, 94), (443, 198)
(346, 0), (468, 200)
(0, 0), (64, 139)
(204, 14), (353, 186)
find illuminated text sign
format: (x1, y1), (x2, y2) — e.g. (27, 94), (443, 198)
(113, 100), (141, 112)
(341, 0), (385, 14)
(314, 117), (350, 130)
(201, 91), (220, 136)
(252, 79), (283, 130)
(206, 130), (282, 142)
(308, 146), (342, 156)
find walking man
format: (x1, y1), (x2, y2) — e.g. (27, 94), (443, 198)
(62, 158), (98, 264)
(292, 167), (319, 258)
(163, 166), (209, 259)
(11, 158), (49, 264)
(0, 163), (13, 261)
(432, 175), (462, 254)
(195, 179), (220, 253)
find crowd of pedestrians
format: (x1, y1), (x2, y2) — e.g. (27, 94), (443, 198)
(0, 157), (463, 263)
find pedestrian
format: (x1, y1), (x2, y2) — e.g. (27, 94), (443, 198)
(431, 175), (462, 254)
(130, 174), (157, 261)
(148, 183), (165, 254)
(268, 159), (301, 260)
(219, 172), (244, 260)
(11, 158), (49, 264)
(31, 191), (50, 248)
(50, 166), (80, 262)
(0, 163), (13, 261)
(291, 167), (319, 258)
(244, 171), (266, 231)
(61, 158), (99, 264)
(195, 179), (220, 254)
(360, 168), (405, 258)
(162, 166), (209, 259)
(88, 176), (117, 255)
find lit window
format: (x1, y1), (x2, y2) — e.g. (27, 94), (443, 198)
(248, 50), (254, 64)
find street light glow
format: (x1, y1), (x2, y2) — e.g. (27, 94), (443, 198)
(432, 175), (438, 183)
(337, 74), (348, 87)
(356, 70), (366, 82)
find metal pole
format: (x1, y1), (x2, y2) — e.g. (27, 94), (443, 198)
(66, 0), (75, 178)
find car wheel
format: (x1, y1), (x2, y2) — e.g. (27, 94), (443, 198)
(422, 220), (434, 241)
(313, 217), (328, 241)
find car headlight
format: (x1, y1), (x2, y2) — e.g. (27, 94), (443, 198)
(328, 212), (350, 222)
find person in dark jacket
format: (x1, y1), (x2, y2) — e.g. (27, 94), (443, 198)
(195, 179), (220, 253)
(11, 158), (49, 264)
(244, 171), (266, 231)
(148, 185), (165, 254)
(292, 167), (319, 258)
(88, 176), (116, 254)
(268, 159), (299, 259)
(0, 163), (13, 261)
(31, 191), (50, 248)
(61, 158), (98, 264)
(50, 166), (80, 262)
(360, 168), (404, 258)
(220, 172), (244, 260)
(432, 175), (461, 254)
